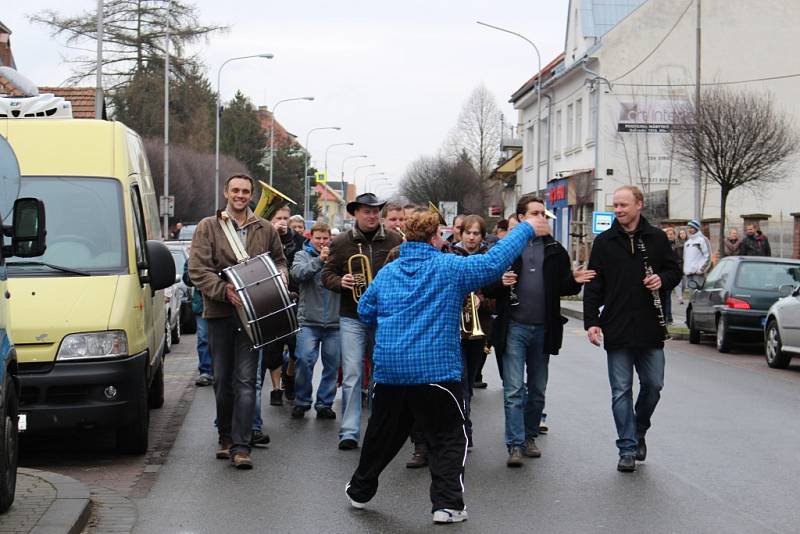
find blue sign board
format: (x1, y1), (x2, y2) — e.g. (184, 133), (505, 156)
(592, 211), (615, 235)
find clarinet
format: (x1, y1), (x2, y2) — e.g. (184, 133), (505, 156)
(635, 236), (671, 341)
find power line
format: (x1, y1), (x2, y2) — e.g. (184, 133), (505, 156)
(611, 0), (695, 82)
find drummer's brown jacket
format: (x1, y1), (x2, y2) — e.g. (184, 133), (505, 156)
(189, 210), (287, 319)
(321, 223), (403, 319)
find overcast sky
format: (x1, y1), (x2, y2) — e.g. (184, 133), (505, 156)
(5, 1), (568, 197)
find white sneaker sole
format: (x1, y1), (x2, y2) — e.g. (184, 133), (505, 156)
(345, 484), (366, 509)
(433, 509), (468, 523)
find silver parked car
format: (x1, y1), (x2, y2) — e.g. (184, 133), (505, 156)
(764, 284), (800, 368)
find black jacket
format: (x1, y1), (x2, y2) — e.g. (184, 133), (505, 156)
(583, 216), (682, 350)
(486, 235), (582, 357)
(280, 228), (306, 292)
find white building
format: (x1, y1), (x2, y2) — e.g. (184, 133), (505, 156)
(509, 0), (800, 259)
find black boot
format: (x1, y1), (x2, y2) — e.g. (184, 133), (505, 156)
(617, 455), (636, 472)
(636, 437), (647, 461)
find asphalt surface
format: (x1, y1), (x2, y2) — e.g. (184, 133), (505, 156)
(134, 319), (800, 533)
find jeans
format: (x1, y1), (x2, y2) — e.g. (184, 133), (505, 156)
(502, 321), (548, 448)
(339, 316), (375, 442)
(207, 316), (259, 454)
(196, 315), (212, 376)
(294, 326), (341, 410)
(606, 347), (665, 456)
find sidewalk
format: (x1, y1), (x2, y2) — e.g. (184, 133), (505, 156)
(561, 291), (689, 339)
(0, 468), (90, 534)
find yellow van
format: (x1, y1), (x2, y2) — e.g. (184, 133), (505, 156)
(0, 110), (175, 454)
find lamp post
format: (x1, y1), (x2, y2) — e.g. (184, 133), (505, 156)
(324, 142), (355, 186)
(477, 21), (543, 195)
(365, 172), (385, 194)
(339, 154), (368, 199)
(368, 175), (389, 194)
(304, 126), (341, 222)
(162, 0), (171, 238)
(215, 53), (274, 211)
(353, 164), (376, 194)
(269, 96), (314, 186)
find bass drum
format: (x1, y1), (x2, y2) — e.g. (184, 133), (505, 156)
(223, 252), (298, 349)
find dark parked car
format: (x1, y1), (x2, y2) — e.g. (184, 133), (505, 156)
(687, 257), (800, 353)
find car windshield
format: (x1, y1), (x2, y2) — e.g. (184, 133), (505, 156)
(7, 177), (126, 274)
(178, 224), (196, 240)
(736, 262), (800, 291)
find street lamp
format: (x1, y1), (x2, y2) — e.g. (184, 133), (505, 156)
(269, 96), (314, 186)
(353, 164), (376, 194)
(477, 21), (543, 196)
(368, 175), (389, 194)
(303, 126), (341, 222)
(324, 142), (355, 184)
(339, 154), (368, 198)
(214, 52), (274, 211)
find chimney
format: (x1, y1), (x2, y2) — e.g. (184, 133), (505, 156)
(0, 23), (16, 69)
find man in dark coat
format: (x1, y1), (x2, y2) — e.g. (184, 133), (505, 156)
(584, 185), (681, 473)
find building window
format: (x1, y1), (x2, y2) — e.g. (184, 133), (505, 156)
(575, 98), (583, 147)
(526, 125), (535, 168)
(538, 117), (548, 164)
(566, 103), (574, 150)
(588, 93), (597, 143)
(554, 109), (562, 154)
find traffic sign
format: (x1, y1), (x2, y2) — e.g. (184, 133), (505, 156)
(160, 195), (175, 217)
(314, 171), (327, 184)
(592, 211), (614, 234)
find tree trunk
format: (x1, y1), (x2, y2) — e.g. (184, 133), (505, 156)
(719, 187), (729, 259)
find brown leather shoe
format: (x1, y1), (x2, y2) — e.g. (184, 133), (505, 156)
(231, 451), (253, 470)
(216, 437), (233, 460)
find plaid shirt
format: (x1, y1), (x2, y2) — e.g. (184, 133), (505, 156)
(358, 223), (534, 384)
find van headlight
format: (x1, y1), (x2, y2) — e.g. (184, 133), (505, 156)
(57, 331), (129, 360)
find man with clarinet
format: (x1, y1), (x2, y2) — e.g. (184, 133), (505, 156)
(583, 185), (681, 473)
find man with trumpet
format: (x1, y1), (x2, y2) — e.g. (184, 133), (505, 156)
(322, 193), (403, 451)
(344, 207), (551, 523)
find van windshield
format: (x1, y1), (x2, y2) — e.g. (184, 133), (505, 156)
(7, 177), (127, 275)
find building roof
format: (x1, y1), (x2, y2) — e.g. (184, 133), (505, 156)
(0, 20), (15, 69)
(39, 87), (103, 119)
(510, 53), (565, 104)
(314, 183), (344, 203)
(579, 0), (647, 38)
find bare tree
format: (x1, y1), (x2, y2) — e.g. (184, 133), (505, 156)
(446, 84), (502, 180)
(400, 152), (485, 215)
(29, 0), (225, 90)
(670, 87), (799, 254)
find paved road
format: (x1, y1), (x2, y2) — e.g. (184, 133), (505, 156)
(134, 319), (800, 533)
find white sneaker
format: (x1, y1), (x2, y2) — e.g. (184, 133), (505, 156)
(345, 484), (366, 509)
(433, 508), (468, 523)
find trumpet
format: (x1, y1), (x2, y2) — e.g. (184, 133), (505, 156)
(347, 244), (373, 303)
(460, 292), (485, 339)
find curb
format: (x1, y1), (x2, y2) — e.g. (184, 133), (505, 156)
(561, 305), (689, 341)
(19, 467), (91, 534)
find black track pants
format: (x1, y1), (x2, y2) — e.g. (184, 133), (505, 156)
(347, 381), (467, 512)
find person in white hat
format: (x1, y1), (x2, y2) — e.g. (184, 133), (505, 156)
(683, 219), (711, 287)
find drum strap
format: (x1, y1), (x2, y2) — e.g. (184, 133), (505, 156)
(217, 212), (249, 262)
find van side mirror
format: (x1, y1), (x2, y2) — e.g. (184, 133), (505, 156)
(11, 197), (46, 258)
(143, 240), (176, 291)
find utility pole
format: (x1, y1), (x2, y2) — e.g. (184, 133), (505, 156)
(95, 0), (103, 119)
(694, 0), (702, 220)
(162, 0), (171, 238)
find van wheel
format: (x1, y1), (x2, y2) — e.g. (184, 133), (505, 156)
(716, 316), (731, 353)
(765, 320), (792, 369)
(171, 315), (181, 345)
(116, 378), (149, 455)
(0, 374), (19, 513)
(688, 309), (700, 345)
(164, 315), (172, 354)
(148, 358), (165, 410)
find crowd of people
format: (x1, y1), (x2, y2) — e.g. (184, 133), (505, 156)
(184, 174), (768, 523)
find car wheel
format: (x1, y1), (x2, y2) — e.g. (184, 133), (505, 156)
(164, 314), (172, 354)
(716, 315), (731, 353)
(148, 357), (165, 409)
(171, 314), (181, 345)
(0, 373), (19, 513)
(688, 309), (700, 344)
(765, 320), (792, 369)
(116, 375), (149, 455)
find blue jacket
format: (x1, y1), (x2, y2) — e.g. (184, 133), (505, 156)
(290, 243), (341, 328)
(358, 222), (534, 385)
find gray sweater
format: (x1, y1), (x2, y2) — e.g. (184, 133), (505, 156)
(291, 247), (341, 328)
